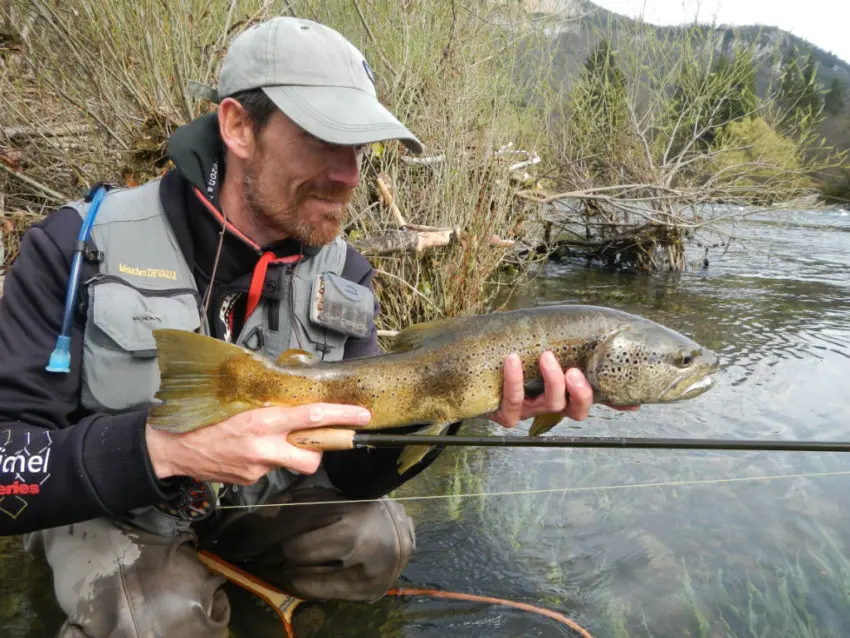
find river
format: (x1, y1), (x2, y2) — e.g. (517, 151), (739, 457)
(2, 207), (850, 637)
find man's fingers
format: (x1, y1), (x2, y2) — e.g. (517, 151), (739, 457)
(539, 352), (567, 414)
(491, 353), (524, 428)
(250, 404), (372, 433)
(254, 436), (323, 475)
(562, 368), (593, 421)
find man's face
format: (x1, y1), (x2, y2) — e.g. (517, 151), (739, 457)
(242, 110), (363, 247)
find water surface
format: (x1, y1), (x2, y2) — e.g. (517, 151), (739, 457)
(4, 208), (850, 637)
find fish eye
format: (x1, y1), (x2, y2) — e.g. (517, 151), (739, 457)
(674, 351), (694, 368)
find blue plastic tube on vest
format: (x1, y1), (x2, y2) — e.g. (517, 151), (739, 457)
(46, 185), (107, 373)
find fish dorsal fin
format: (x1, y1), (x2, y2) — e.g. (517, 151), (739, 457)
(391, 320), (452, 352)
(391, 315), (479, 352)
(276, 349), (319, 367)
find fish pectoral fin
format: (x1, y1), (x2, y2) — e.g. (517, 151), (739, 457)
(276, 349), (319, 367)
(396, 423), (452, 475)
(529, 413), (564, 436)
(149, 329), (258, 433)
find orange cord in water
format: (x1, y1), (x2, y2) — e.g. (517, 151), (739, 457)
(385, 587), (594, 638)
(199, 550), (593, 637)
(278, 587), (595, 637)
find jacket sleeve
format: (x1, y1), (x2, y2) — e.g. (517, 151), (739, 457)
(0, 209), (182, 536)
(323, 248), (461, 499)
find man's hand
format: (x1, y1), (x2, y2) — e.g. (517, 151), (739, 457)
(145, 403), (372, 485)
(488, 352), (639, 429)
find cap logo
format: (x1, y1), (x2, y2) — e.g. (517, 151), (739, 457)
(362, 59), (375, 87)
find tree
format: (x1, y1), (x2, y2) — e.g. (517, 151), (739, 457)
(711, 116), (811, 203)
(543, 26), (842, 273)
(825, 78), (845, 115)
(775, 47), (824, 135)
(799, 54), (823, 114)
(711, 49), (757, 135)
(580, 39), (628, 128)
(566, 38), (635, 182)
(665, 47), (757, 154)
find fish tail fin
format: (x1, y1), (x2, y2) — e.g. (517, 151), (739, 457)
(529, 413), (563, 436)
(148, 329), (256, 433)
(397, 423), (452, 474)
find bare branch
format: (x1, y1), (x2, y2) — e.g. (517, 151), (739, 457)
(351, 0), (396, 77)
(0, 162), (68, 203)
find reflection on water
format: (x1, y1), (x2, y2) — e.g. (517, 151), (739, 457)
(370, 207), (850, 638)
(4, 208), (850, 637)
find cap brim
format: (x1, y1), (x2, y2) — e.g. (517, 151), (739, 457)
(263, 85), (423, 154)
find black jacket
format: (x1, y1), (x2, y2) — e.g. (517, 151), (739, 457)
(0, 115), (449, 536)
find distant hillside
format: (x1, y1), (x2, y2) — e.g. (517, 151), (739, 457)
(504, 0), (850, 153)
(533, 1), (849, 83)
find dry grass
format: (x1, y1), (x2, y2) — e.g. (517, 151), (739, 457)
(0, 0), (560, 328)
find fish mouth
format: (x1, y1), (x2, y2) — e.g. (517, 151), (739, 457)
(682, 375), (714, 396)
(661, 373), (715, 401)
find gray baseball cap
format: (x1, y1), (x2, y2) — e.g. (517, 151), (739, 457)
(213, 17), (423, 154)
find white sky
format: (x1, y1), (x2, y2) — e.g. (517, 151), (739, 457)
(592, 0), (850, 65)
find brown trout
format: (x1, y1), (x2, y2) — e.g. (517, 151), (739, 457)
(148, 304), (720, 473)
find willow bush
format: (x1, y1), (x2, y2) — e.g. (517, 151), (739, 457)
(532, 21), (845, 271)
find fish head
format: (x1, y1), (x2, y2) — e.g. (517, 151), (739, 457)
(587, 321), (720, 406)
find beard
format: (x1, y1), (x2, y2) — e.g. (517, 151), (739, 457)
(242, 159), (353, 247)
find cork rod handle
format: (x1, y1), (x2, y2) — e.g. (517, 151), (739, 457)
(287, 427), (358, 451)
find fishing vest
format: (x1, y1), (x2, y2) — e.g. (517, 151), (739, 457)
(69, 179), (373, 534)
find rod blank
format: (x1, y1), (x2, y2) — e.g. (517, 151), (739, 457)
(353, 433), (850, 453)
(287, 428), (850, 454)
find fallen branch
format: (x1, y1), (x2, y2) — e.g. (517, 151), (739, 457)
(355, 229), (456, 256)
(2, 123), (92, 142)
(354, 227), (514, 256)
(399, 154), (445, 166)
(509, 154), (541, 172)
(376, 173), (407, 229)
(515, 183), (683, 204)
(488, 235), (516, 248)
(404, 223), (465, 235)
(0, 161), (68, 203)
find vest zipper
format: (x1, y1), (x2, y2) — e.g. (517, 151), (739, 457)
(267, 263), (294, 333)
(85, 273), (199, 300)
(285, 264), (302, 348)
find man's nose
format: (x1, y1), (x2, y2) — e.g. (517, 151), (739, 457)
(327, 146), (361, 189)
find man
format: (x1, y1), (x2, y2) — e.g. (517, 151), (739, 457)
(0, 17), (609, 637)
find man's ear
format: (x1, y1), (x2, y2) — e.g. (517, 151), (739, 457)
(218, 98), (255, 161)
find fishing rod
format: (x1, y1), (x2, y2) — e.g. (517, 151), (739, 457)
(288, 428), (850, 453)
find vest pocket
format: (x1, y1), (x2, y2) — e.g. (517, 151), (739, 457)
(291, 275), (348, 362)
(82, 277), (201, 412)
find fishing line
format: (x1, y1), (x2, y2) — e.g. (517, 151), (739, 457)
(208, 466), (850, 637)
(205, 465), (850, 637)
(215, 469), (850, 510)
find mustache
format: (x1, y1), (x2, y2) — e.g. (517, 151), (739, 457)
(301, 182), (354, 205)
